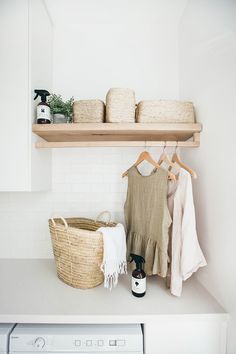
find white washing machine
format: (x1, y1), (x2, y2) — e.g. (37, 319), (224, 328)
(0, 324), (15, 354)
(10, 324), (143, 353)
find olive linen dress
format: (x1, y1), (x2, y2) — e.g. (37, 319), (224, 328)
(124, 165), (171, 277)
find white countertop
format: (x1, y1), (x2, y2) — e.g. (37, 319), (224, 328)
(0, 259), (226, 324)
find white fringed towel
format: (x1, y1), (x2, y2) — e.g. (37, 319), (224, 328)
(98, 223), (127, 289)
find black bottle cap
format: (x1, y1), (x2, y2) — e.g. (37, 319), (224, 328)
(34, 89), (50, 103)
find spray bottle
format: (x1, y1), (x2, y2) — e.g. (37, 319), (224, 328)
(130, 253), (146, 297)
(34, 89), (51, 124)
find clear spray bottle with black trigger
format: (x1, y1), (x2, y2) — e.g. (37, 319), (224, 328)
(130, 253), (146, 297)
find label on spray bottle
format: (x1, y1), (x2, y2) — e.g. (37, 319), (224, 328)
(132, 277), (146, 294)
(37, 105), (51, 121)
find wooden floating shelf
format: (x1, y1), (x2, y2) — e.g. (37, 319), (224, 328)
(32, 123), (202, 148)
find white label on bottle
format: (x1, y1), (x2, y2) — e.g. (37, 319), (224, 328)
(132, 276), (146, 294)
(37, 105), (51, 121)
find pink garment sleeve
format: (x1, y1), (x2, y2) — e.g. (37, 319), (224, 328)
(180, 173), (207, 281)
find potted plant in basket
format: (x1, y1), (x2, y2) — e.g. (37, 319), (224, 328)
(48, 94), (74, 123)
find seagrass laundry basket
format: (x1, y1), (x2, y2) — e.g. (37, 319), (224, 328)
(48, 212), (116, 289)
(73, 100), (105, 123)
(106, 88), (136, 122)
(136, 100), (195, 123)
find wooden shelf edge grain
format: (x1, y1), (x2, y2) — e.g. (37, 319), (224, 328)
(35, 140), (200, 148)
(32, 123), (202, 148)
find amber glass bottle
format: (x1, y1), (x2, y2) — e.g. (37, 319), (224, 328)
(130, 254), (146, 297)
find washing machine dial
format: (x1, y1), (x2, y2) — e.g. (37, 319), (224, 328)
(34, 337), (45, 349)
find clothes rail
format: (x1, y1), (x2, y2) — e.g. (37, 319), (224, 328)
(36, 140), (200, 148)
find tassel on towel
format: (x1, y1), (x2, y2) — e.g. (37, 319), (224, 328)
(98, 223), (127, 290)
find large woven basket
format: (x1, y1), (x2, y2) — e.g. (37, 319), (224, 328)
(106, 88), (136, 123)
(136, 100), (195, 123)
(48, 212), (116, 289)
(73, 100), (105, 123)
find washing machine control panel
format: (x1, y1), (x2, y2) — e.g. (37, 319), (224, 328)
(12, 336), (127, 351)
(10, 324), (143, 353)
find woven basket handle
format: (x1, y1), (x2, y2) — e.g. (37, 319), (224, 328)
(95, 211), (111, 225)
(50, 217), (68, 229)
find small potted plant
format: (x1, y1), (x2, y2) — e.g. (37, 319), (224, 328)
(48, 94), (74, 123)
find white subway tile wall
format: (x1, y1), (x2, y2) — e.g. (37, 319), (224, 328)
(0, 147), (162, 258)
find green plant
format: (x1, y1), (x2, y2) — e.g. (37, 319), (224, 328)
(48, 94), (74, 122)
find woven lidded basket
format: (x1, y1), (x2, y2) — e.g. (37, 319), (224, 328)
(106, 88), (136, 123)
(136, 100), (195, 123)
(73, 100), (105, 123)
(48, 211), (116, 289)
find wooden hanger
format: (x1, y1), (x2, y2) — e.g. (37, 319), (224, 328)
(158, 143), (176, 168)
(122, 149), (176, 180)
(171, 142), (197, 179)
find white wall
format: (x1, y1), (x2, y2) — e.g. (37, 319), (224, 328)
(0, 147), (168, 258)
(48, 0), (188, 101)
(179, 1), (236, 352)
(53, 23), (179, 101)
(0, 0), (188, 257)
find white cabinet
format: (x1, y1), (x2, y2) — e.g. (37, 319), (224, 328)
(144, 317), (227, 354)
(0, 0), (52, 191)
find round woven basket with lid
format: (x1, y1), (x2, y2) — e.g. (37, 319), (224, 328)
(48, 212), (116, 289)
